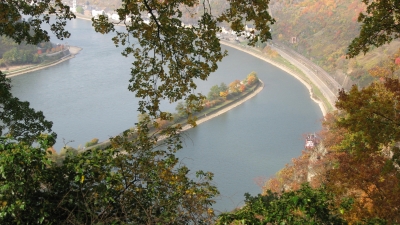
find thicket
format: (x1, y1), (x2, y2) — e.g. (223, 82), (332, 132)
(0, 37), (67, 67)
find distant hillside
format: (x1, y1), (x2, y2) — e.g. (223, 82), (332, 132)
(269, 0), (400, 87)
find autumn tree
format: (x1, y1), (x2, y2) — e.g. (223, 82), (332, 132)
(347, 0), (400, 57)
(335, 79), (400, 164)
(238, 84), (245, 92)
(312, 110), (400, 222)
(326, 150), (400, 223)
(368, 48), (400, 79)
(219, 90), (228, 99)
(316, 2), (400, 219)
(229, 79), (241, 94)
(321, 80), (400, 222)
(246, 71), (258, 86)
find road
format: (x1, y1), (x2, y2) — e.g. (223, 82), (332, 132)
(270, 42), (341, 108)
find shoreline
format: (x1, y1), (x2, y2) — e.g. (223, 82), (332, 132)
(83, 80), (264, 151)
(220, 40), (327, 116)
(4, 46), (82, 78)
(3, 15), (328, 118)
(181, 80), (264, 132)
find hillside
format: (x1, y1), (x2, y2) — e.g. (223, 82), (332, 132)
(269, 0), (400, 88)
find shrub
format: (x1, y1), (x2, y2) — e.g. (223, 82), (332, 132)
(85, 138), (99, 147)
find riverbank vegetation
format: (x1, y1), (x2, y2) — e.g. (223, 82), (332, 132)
(173, 72), (260, 123)
(55, 72), (260, 153)
(0, 37), (70, 72)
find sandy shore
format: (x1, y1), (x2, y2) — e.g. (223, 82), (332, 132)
(4, 46), (82, 78)
(220, 41), (327, 116)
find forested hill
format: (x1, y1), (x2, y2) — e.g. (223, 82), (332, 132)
(268, 0), (400, 87)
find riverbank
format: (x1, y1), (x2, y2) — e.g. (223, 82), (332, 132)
(220, 40), (328, 116)
(4, 46), (82, 78)
(72, 14), (331, 116)
(81, 80), (264, 151)
(181, 80), (264, 132)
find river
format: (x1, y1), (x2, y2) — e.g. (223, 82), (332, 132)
(10, 18), (323, 212)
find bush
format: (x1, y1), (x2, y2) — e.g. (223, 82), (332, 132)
(60, 146), (78, 155)
(85, 138), (99, 147)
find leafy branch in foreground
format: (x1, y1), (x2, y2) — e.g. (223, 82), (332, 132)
(347, 0), (400, 58)
(0, 119), (219, 224)
(92, 0), (274, 120)
(0, 0), (75, 140)
(0, 0), (75, 45)
(0, 72), (55, 143)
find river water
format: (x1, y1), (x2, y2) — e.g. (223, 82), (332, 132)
(10, 18), (323, 212)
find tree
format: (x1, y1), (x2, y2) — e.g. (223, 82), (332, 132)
(208, 85), (221, 100)
(219, 82), (228, 92)
(347, 0), (400, 57)
(0, 121), (219, 224)
(320, 80), (400, 223)
(229, 79), (241, 94)
(368, 48), (400, 79)
(326, 150), (400, 223)
(321, 3), (400, 220)
(0, 73), (55, 142)
(76, 5), (84, 14)
(246, 71), (258, 86)
(335, 79), (400, 164)
(217, 183), (347, 225)
(239, 83), (246, 92)
(219, 90), (228, 99)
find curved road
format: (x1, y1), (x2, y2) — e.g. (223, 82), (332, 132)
(270, 43), (341, 108)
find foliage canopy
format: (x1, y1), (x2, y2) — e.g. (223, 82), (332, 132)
(347, 0), (400, 57)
